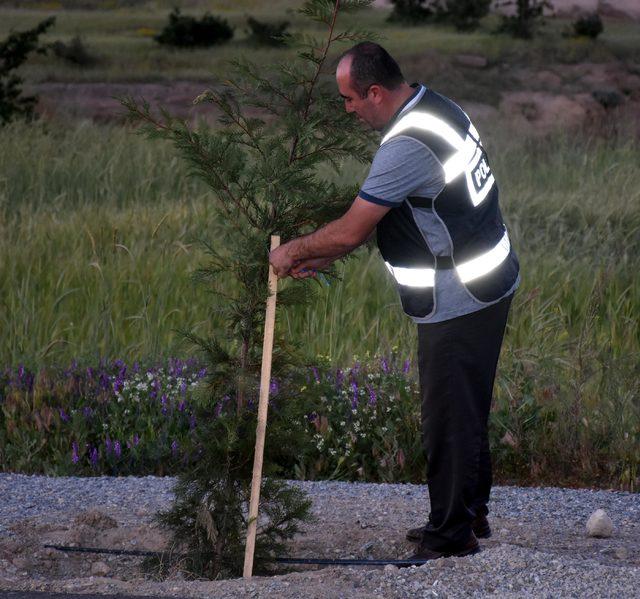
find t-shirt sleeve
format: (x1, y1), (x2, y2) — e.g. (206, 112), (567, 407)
(359, 136), (445, 207)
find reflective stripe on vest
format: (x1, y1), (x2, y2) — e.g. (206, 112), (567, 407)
(381, 112), (495, 207)
(385, 230), (511, 288)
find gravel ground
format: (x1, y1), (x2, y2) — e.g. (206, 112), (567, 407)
(0, 474), (638, 598)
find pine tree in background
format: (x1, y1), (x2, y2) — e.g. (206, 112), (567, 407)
(497, 0), (553, 39)
(121, 0), (375, 579)
(0, 16), (55, 126)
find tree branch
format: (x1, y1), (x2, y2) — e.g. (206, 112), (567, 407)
(288, 0), (341, 165)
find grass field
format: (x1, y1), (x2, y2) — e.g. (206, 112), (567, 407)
(0, 1), (639, 84)
(2, 118), (638, 365)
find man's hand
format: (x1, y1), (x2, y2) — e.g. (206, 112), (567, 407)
(289, 256), (337, 279)
(269, 196), (390, 278)
(269, 243), (296, 278)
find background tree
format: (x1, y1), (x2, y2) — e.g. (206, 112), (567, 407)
(0, 16), (54, 126)
(497, 0), (554, 39)
(387, 0), (442, 23)
(121, 0), (375, 579)
(445, 0), (491, 31)
(154, 8), (234, 48)
(388, 0), (489, 31)
(571, 13), (604, 39)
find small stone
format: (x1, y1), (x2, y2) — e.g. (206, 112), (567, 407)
(454, 54), (488, 69)
(384, 564), (397, 574)
(11, 557), (31, 571)
(586, 509), (614, 538)
(91, 561), (110, 576)
(615, 547), (629, 560)
(360, 541), (375, 553)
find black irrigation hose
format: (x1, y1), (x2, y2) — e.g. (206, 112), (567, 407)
(43, 544), (429, 567)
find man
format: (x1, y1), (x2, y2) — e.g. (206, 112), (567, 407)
(269, 42), (519, 561)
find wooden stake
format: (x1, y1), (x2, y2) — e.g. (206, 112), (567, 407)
(243, 235), (280, 579)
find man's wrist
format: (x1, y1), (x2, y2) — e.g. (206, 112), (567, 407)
(286, 238), (305, 262)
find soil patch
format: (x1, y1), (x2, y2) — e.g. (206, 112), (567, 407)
(26, 59), (640, 136)
(1, 481), (638, 598)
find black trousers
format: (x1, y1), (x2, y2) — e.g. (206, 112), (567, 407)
(416, 293), (513, 551)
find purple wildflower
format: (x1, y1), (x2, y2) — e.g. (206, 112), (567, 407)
(113, 377), (123, 394)
(269, 379), (279, 395)
(86, 367), (94, 379)
(381, 356), (389, 373)
(133, 433), (140, 446)
(174, 360), (184, 377)
(71, 441), (80, 464)
(171, 439), (179, 457)
(311, 367), (320, 383)
(351, 381), (359, 410)
(113, 440), (121, 458)
(99, 372), (110, 390)
(105, 436), (112, 454)
(58, 408), (69, 422)
(180, 380), (187, 396)
(189, 414), (196, 430)
(161, 394), (168, 416)
(178, 400), (186, 412)
(18, 364), (25, 379)
(82, 406), (92, 419)
(150, 377), (161, 400)
(89, 446), (99, 467)
(403, 359), (411, 374)
(368, 385), (377, 406)
(198, 367), (207, 378)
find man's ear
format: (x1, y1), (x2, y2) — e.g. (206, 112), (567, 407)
(368, 84), (384, 104)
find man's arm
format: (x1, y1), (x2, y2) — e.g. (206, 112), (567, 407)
(269, 197), (389, 277)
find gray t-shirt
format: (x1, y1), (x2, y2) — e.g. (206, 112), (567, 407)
(360, 125), (519, 324)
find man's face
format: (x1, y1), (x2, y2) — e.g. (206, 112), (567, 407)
(336, 58), (385, 131)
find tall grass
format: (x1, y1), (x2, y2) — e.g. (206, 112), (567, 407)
(1, 118), (638, 488)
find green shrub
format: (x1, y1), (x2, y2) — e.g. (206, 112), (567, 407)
(572, 13), (604, 39)
(387, 0), (489, 30)
(0, 16), (55, 126)
(245, 16), (290, 47)
(154, 8), (234, 48)
(50, 36), (98, 67)
(387, 0), (444, 24)
(446, 0), (491, 31)
(496, 0), (553, 39)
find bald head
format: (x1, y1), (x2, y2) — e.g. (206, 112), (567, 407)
(338, 42), (405, 98)
(336, 42), (414, 131)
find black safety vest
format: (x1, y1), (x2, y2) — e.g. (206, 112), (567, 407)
(376, 86), (519, 318)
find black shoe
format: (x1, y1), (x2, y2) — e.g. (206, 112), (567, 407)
(406, 533), (480, 564)
(406, 513), (492, 543)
